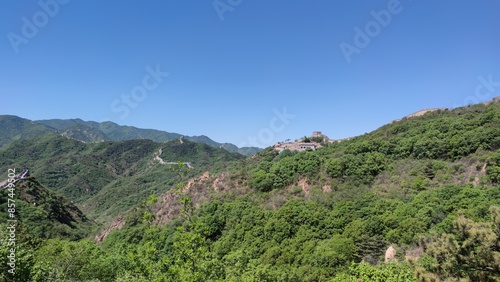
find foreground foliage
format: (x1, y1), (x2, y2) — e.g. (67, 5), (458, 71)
(0, 101), (499, 281)
(2, 181), (499, 281)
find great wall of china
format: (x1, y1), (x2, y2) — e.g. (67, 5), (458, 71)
(275, 96), (500, 153)
(0, 169), (30, 190)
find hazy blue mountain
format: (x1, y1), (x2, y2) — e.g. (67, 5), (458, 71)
(36, 118), (262, 155)
(0, 134), (245, 222)
(220, 143), (262, 156)
(0, 116), (262, 156)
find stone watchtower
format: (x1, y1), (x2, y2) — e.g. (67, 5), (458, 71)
(312, 131), (322, 137)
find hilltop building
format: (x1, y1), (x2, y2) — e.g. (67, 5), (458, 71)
(274, 97), (500, 152)
(312, 131), (323, 138)
(274, 141), (319, 152)
(274, 131), (353, 152)
(274, 131), (324, 152)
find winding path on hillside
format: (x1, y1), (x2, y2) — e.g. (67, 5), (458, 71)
(154, 149), (193, 169)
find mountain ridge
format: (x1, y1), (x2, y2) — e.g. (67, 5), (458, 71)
(0, 134), (245, 222)
(0, 115), (262, 156)
(1, 99), (499, 281)
(36, 118), (263, 156)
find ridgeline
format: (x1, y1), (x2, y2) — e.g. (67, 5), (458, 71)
(1, 100), (499, 281)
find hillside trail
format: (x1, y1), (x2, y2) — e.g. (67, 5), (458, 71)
(153, 148), (193, 168)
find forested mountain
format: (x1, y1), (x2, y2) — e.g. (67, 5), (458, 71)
(37, 118), (262, 156)
(1, 100), (499, 281)
(0, 115), (54, 147)
(0, 135), (244, 222)
(0, 116), (262, 156)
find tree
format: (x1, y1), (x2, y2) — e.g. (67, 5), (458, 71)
(31, 239), (104, 281)
(486, 151), (500, 184)
(416, 207), (500, 281)
(249, 170), (274, 192)
(308, 235), (355, 270)
(332, 261), (418, 282)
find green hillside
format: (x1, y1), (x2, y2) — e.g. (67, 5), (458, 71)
(0, 115), (55, 147)
(0, 116), (262, 156)
(60, 123), (109, 143)
(0, 135), (244, 222)
(0, 177), (95, 240)
(1, 101), (499, 281)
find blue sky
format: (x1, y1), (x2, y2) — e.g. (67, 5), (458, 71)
(1, 0), (499, 147)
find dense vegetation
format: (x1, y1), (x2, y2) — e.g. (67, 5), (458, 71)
(0, 101), (499, 281)
(0, 115), (54, 147)
(0, 135), (244, 222)
(0, 178), (95, 240)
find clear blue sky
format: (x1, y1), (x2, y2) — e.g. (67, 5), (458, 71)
(1, 0), (499, 147)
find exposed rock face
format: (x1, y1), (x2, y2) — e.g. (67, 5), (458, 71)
(385, 246), (397, 263)
(405, 247), (423, 261)
(322, 185), (332, 193)
(200, 171), (210, 181)
(95, 216), (125, 242)
(298, 178), (311, 195)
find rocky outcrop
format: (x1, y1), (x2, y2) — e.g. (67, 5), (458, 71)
(95, 216), (125, 243)
(385, 246), (397, 263)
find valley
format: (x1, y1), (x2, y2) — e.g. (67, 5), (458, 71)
(0, 100), (499, 281)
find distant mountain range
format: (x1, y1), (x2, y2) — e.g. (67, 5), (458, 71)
(1, 99), (499, 281)
(0, 115), (262, 156)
